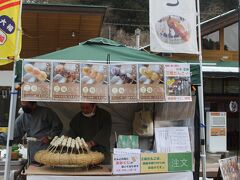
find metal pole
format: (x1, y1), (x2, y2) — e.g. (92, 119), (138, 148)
(196, 0), (207, 179)
(4, 1), (23, 180)
(108, 25), (111, 40)
(3, 61), (18, 180)
(135, 28), (141, 50)
(238, 0), (240, 159)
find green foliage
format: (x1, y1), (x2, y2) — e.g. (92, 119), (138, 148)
(110, 0), (149, 33)
(223, 0), (238, 10)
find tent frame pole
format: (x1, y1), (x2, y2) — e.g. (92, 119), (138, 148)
(196, 0), (207, 179)
(4, 1), (23, 180)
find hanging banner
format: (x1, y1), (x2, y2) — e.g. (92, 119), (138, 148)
(149, 0), (198, 54)
(52, 62), (80, 102)
(165, 64), (192, 102)
(138, 64), (165, 102)
(21, 60), (51, 101)
(81, 63), (108, 103)
(110, 64), (137, 103)
(0, 0), (22, 60)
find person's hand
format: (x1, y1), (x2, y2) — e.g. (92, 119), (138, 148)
(86, 140), (96, 149)
(39, 136), (50, 144)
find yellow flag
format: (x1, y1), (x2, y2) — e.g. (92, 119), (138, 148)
(0, 0), (22, 64)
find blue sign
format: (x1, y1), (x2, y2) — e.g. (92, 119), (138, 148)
(0, 15), (15, 34)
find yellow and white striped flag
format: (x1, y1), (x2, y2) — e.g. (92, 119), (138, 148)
(0, 0), (22, 64)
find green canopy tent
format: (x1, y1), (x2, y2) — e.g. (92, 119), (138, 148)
(35, 37), (178, 62)
(16, 37), (200, 84)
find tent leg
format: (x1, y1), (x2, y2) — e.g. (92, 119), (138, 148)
(198, 86), (207, 180)
(4, 60), (18, 180)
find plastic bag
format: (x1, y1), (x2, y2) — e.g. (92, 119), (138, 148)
(133, 109), (153, 137)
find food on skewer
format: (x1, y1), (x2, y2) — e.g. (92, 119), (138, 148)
(66, 137), (72, 153)
(35, 71), (48, 81)
(32, 67), (41, 77)
(24, 64), (34, 73)
(76, 137), (84, 153)
(81, 138), (90, 153)
(34, 136), (104, 167)
(167, 17), (189, 42)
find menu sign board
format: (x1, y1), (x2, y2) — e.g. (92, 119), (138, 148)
(110, 64), (137, 103)
(155, 127), (191, 153)
(22, 61), (51, 101)
(52, 62), (80, 102)
(112, 153), (140, 175)
(168, 152), (192, 172)
(138, 64), (165, 102)
(81, 63), (108, 103)
(219, 156), (240, 180)
(141, 153), (168, 173)
(165, 64), (192, 102)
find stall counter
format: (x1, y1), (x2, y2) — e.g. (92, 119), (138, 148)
(25, 165), (193, 180)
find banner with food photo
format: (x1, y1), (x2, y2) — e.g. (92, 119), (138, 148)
(110, 64), (138, 103)
(164, 64), (192, 102)
(149, 0), (198, 54)
(52, 62), (80, 102)
(138, 64), (165, 102)
(22, 60), (51, 101)
(81, 63), (108, 103)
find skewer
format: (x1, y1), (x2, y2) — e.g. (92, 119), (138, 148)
(76, 137), (84, 154)
(50, 135), (64, 153)
(75, 139), (80, 154)
(47, 136), (58, 151)
(70, 139), (75, 154)
(66, 137), (72, 153)
(60, 137), (67, 154)
(81, 138), (90, 153)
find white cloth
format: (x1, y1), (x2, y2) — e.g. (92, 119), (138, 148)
(27, 172), (193, 180)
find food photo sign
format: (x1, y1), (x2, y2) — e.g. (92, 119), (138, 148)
(109, 64), (138, 103)
(52, 62), (80, 102)
(138, 64), (165, 102)
(80, 63), (108, 103)
(219, 156), (240, 180)
(164, 63), (192, 102)
(22, 60), (51, 101)
(21, 60), (193, 103)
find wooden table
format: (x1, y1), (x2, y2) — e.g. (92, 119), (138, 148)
(25, 165), (112, 176)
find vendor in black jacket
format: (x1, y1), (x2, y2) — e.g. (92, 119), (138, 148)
(68, 103), (112, 164)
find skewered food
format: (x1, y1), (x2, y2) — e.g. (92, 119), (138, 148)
(34, 136), (104, 167)
(24, 64), (34, 73)
(167, 17), (189, 42)
(23, 63), (49, 82)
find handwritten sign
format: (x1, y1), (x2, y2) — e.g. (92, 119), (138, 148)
(112, 153), (140, 175)
(141, 153), (168, 173)
(155, 127), (191, 153)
